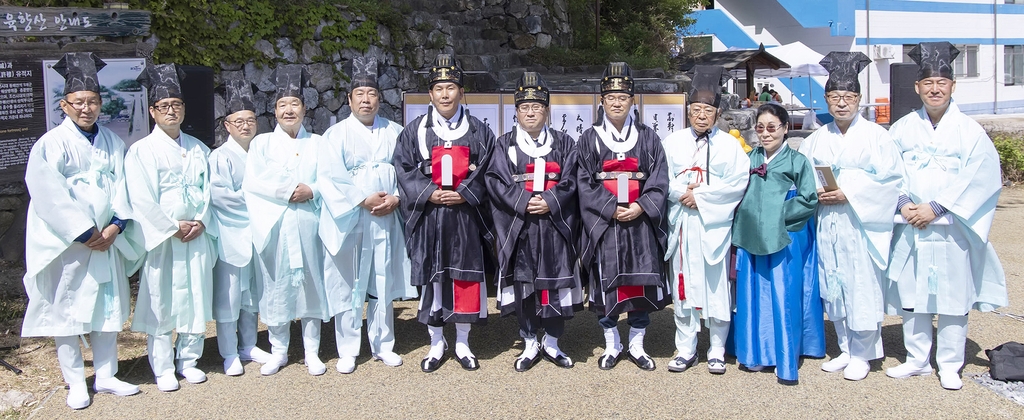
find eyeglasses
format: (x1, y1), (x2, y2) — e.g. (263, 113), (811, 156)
(152, 102), (184, 114)
(826, 93), (859, 104)
(755, 124), (783, 133)
(517, 104), (545, 113)
(229, 118), (257, 128)
(688, 105), (717, 118)
(918, 79), (952, 90)
(603, 94), (632, 104)
(63, 99), (100, 111)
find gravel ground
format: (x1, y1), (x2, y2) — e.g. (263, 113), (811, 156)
(3, 190), (1024, 419)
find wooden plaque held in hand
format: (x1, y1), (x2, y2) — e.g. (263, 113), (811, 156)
(815, 166), (838, 192)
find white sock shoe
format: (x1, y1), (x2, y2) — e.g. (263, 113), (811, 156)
(455, 324), (474, 359)
(66, 382), (90, 409)
(94, 376), (140, 396)
(305, 352), (327, 376)
(178, 367), (207, 384)
(223, 356), (243, 376)
(373, 351), (403, 367)
(843, 357), (870, 381)
(426, 326), (446, 360)
(155, 374), (179, 392)
(335, 356), (356, 374)
(822, 353), (850, 373)
(239, 346), (273, 364)
(260, 355), (288, 376)
(603, 327), (622, 357)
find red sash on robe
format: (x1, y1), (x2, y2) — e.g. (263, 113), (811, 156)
(453, 280), (481, 314)
(601, 157), (641, 204)
(431, 145), (470, 190)
(525, 161), (560, 192)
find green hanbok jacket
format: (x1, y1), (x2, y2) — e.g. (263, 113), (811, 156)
(732, 144), (818, 255)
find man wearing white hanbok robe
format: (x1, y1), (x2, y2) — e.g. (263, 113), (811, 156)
(21, 52), (141, 409)
(798, 52), (901, 381)
(319, 58), (416, 373)
(885, 42), (1007, 391)
(209, 80), (273, 376)
(126, 63), (215, 392)
(243, 64), (328, 376)
(662, 65), (749, 374)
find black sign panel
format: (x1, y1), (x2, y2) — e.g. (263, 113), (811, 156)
(0, 57), (46, 183)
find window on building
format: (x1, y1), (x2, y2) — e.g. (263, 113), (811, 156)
(953, 44), (979, 78)
(1007, 45), (1024, 86)
(682, 36), (713, 54)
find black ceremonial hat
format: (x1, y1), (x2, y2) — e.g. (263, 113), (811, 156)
(53, 52), (106, 95)
(601, 62), (634, 96)
(687, 65), (727, 107)
(350, 56), (379, 90)
(223, 79), (257, 115)
(514, 72), (550, 107)
(136, 63), (186, 104)
(819, 51), (871, 93)
(908, 42), (960, 81)
(428, 53), (463, 87)
(270, 64), (311, 103)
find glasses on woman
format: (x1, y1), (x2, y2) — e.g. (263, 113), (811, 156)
(755, 123), (783, 133)
(152, 101), (184, 114)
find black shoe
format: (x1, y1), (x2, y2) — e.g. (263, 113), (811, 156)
(514, 353), (540, 372)
(628, 352), (656, 371)
(598, 353), (620, 370)
(542, 350), (575, 369)
(421, 355), (444, 373)
(457, 354), (479, 371)
(667, 354), (698, 373)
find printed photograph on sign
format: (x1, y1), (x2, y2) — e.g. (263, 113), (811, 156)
(42, 57), (148, 148)
(640, 94), (687, 137)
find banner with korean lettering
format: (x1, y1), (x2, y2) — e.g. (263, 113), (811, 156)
(0, 57), (45, 182)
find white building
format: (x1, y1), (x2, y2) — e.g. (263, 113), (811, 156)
(685, 0), (1024, 116)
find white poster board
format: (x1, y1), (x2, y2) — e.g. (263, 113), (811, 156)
(42, 58), (149, 149)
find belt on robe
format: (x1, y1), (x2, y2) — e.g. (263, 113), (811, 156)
(418, 161), (477, 176)
(593, 171), (646, 180)
(511, 173), (560, 182)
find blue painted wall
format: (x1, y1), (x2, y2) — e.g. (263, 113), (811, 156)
(777, 0), (856, 36)
(684, 9), (759, 49)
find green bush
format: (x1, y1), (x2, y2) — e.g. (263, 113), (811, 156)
(992, 132), (1024, 184)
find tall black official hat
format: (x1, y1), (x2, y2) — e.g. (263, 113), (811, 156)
(600, 62), (634, 96)
(428, 53), (463, 87)
(270, 64), (311, 103)
(53, 52), (106, 96)
(820, 51), (871, 93)
(514, 72), (549, 107)
(908, 41), (960, 81)
(350, 56), (379, 90)
(136, 63), (186, 104)
(223, 79), (257, 115)
(687, 65), (727, 107)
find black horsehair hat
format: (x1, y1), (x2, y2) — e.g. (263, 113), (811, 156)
(53, 52), (106, 95)
(350, 56), (379, 91)
(136, 63), (187, 104)
(819, 51), (871, 93)
(270, 64), (311, 103)
(223, 79), (257, 115)
(515, 72), (549, 107)
(908, 41), (960, 81)
(688, 65), (728, 108)
(601, 62), (634, 96)
(428, 53), (463, 87)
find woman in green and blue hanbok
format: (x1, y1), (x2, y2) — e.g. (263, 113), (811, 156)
(729, 104), (823, 382)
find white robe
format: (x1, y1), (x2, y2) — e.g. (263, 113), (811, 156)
(662, 126), (750, 321)
(243, 125), (327, 325)
(125, 126), (215, 336)
(21, 117), (141, 337)
(209, 138), (259, 321)
(799, 115), (901, 331)
(319, 115), (416, 325)
(886, 102), (1007, 315)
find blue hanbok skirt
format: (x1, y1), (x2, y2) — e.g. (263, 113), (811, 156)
(728, 193), (825, 381)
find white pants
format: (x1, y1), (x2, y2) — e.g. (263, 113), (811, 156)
(335, 298), (396, 357)
(901, 311), (968, 374)
(55, 331), (121, 385)
(268, 318), (321, 357)
(832, 319), (883, 361)
(216, 309), (260, 359)
(674, 308), (730, 360)
(148, 332), (204, 377)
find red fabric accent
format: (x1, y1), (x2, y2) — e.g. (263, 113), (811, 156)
(617, 285), (644, 303)
(453, 280), (481, 314)
(540, 289), (550, 306)
(677, 273), (686, 301)
(677, 226), (686, 300)
(681, 166), (705, 184)
(431, 145), (471, 189)
(601, 158), (640, 203)
(524, 161), (561, 192)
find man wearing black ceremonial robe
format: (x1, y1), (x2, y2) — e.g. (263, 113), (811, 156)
(394, 54), (494, 373)
(577, 62), (670, 371)
(485, 72), (581, 371)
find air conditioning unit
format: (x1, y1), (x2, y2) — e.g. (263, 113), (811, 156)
(873, 45), (896, 60)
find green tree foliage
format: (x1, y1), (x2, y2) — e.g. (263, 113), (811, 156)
(538, 0), (703, 68)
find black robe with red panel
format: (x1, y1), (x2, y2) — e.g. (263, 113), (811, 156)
(485, 128), (582, 321)
(576, 123), (670, 318)
(394, 112), (494, 325)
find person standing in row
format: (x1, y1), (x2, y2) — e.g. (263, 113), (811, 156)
(486, 72), (582, 371)
(127, 63), (215, 391)
(886, 41), (1008, 390)
(243, 65), (329, 376)
(394, 54), (494, 372)
(577, 62), (669, 371)
(320, 57), (417, 373)
(209, 80), (273, 376)
(662, 65), (749, 375)
(730, 103), (822, 382)
(21, 52), (140, 409)
(799, 52), (902, 381)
